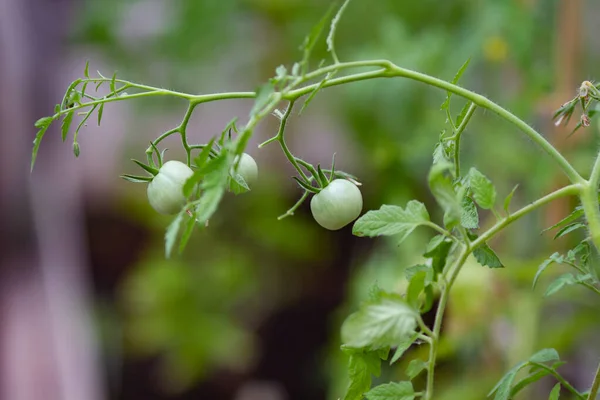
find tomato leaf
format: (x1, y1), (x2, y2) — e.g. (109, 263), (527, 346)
(165, 212), (184, 258)
(406, 359), (427, 380)
(424, 234), (453, 274)
(406, 271), (426, 308)
(488, 362), (527, 400)
(97, 103), (104, 126)
(473, 242), (504, 269)
(31, 125), (50, 171)
(553, 222), (586, 240)
(61, 111), (74, 142)
(532, 252), (563, 289)
(120, 174), (152, 183)
(503, 184), (519, 214)
(468, 167), (496, 209)
(390, 333), (419, 365)
(544, 273), (592, 297)
(352, 201), (430, 242)
(528, 348), (560, 364)
(548, 383), (561, 400)
(441, 57), (471, 110)
(299, 3), (335, 75)
(365, 381), (415, 400)
(343, 349), (384, 400)
(461, 196), (479, 229)
(341, 294), (418, 349)
(428, 161), (461, 228)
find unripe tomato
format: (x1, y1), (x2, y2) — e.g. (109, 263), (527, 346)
(233, 153), (258, 186)
(147, 160), (194, 215)
(310, 179), (363, 230)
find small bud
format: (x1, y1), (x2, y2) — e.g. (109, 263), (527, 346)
(73, 142), (80, 157)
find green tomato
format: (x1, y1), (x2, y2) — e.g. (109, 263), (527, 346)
(147, 160), (194, 215)
(233, 153), (258, 186)
(310, 179), (363, 230)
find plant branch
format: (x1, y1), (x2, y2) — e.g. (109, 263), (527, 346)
(587, 360), (600, 400)
(529, 362), (585, 399)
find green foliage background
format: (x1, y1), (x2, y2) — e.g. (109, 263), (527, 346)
(73, 0), (600, 399)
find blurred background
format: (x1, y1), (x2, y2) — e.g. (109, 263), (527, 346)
(1, 0), (600, 399)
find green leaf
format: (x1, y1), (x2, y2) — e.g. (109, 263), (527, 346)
(84, 61), (90, 78)
(110, 72), (117, 93)
(343, 350), (383, 400)
(390, 333), (419, 365)
(428, 162), (461, 228)
(542, 207), (584, 233)
(503, 184), (519, 214)
(461, 196), (479, 229)
(473, 242), (504, 268)
(509, 369), (552, 398)
(488, 362), (527, 400)
(468, 167), (496, 209)
(165, 212), (184, 258)
(31, 125), (50, 171)
(178, 212), (196, 254)
(544, 273), (591, 296)
(250, 82), (275, 117)
(455, 101), (473, 127)
(61, 111), (74, 142)
(228, 173), (250, 195)
(533, 253), (563, 289)
(548, 383), (561, 400)
(352, 201), (430, 241)
(405, 264), (432, 283)
(326, 0), (351, 55)
(97, 103), (104, 126)
(529, 348), (560, 364)
(365, 381), (415, 400)
(300, 3), (335, 75)
(34, 116), (53, 128)
(405, 359), (426, 380)
(120, 174), (153, 183)
(553, 222), (586, 240)
(441, 58), (471, 110)
(424, 235), (453, 274)
(73, 142), (80, 157)
(341, 294), (418, 349)
(406, 271), (426, 308)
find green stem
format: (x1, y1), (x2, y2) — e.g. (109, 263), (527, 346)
(581, 150), (600, 253)
(425, 245), (469, 400)
(275, 101), (312, 183)
(278, 190), (310, 220)
(587, 360), (600, 400)
(179, 102), (198, 166)
(529, 362), (585, 399)
(453, 103), (477, 177)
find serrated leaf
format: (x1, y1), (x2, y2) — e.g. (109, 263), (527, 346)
(365, 381), (415, 400)
(31, 125), (50, 171)
(61, 111), (74, 142)
(529, 348), (560, 364)
(461, 196), (479, 229)
(406, 359), (427, 380)
(405, 264), (431, 282)
(441, 58), (471, 110)
(548, 383), (561, 400)
(504, 184), (519, 214)
(390, 333), (419, 365)
(533, 252), (563, 289)
(165, 212), (184, 258)
(352, 201), (430, 241)
(344, 351), (383, 400)
(424, 235), (453, 274)
(473, 242), (504, 268)
(341, 295), (418, 349)
(97, 103), (104, 126)
(553, 222), (586, 239)
(544, 273), (591, 296)
(488, 362), (527, 400)
(469, 167), (496, 209)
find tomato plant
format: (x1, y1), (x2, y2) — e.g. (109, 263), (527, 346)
(31, 0), (600, 399)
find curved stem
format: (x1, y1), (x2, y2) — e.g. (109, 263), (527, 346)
(453, 103), (477, 177)
(275, 101), (313, 183)
(529, 363), (585, 399)
(178, 102), (198, 166)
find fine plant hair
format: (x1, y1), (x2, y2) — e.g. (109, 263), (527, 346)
(31, 1), (600, 399)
